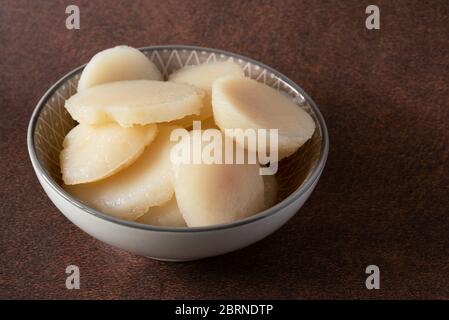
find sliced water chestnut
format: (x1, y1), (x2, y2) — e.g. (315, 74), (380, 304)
(212, 76), (316, 160)
(64, 125), (181, 220)
(65, 80), (204, 127)
(172, 130), (265, 227)
(60, 123), (157, 185)
(77, 45), (162, 91)
(168, 61), (244, 127)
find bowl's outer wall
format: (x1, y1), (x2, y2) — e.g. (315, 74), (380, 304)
(35, 163), (320, 260)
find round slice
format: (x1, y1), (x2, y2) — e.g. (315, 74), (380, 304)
(136, 197), (186, 227)
(172, 130), (265, 227)
(64, 125), (181, 220)
(169, 60), (244, 94)
(65, 80), (205, 127)
(77, 45), (162, 91)
(212, 76), (316, 160)
(168, 61), (244, 126)
(60, 123), (157, 185)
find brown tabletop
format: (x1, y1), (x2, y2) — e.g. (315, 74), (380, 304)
(1, 0), (448, 299)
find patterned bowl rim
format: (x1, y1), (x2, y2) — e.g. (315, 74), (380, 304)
(27, 45), (329, 233)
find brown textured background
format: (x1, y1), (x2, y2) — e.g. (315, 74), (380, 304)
(0, 0), (448, 299)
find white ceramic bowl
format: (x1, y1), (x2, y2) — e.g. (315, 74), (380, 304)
(27, 45), (329, 261)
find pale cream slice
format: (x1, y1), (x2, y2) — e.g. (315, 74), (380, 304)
(64, 125), (181, 220)
(168, 61), (244, 127)
(60, 123), (157, 185)
(169, 60), (244, 93)
(212, 76), (316, 160)
(172, 130), (265, 227)
(65, 80), (204, 127)
(77, 45), (162, 91)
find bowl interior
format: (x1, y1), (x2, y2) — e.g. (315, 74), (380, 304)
(32, 46), (324, 212)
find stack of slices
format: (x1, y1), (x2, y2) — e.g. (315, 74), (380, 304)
(61, 46), (315, 227)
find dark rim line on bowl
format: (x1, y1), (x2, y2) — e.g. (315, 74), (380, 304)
(27, 45), (329, 233)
